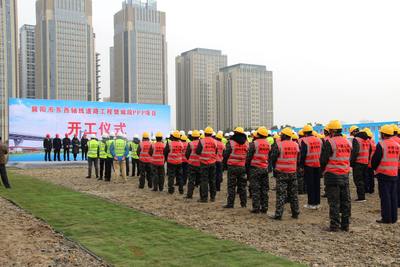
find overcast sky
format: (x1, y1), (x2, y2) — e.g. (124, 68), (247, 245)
(18, 0), (400, 129)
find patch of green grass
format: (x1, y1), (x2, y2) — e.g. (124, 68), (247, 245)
(1, 171), (304, 267)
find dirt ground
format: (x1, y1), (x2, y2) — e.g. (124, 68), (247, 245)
(0, 195), (108, 267)
(11, 168), (400, 266)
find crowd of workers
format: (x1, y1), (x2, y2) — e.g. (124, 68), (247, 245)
(43, 121), (400, 231)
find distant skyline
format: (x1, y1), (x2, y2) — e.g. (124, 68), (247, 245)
(18, 0), (400, 129)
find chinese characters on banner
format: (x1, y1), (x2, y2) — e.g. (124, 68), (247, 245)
(31, 106), (157, 117)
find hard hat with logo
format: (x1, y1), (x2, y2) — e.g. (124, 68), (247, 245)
(181, 135), (188, 141)
(281, 127), (293, 137)
(109, 131), (116, 137)
(102, 133), (109, 139)
(204, 127), (213, 134)
(91, 134), (97, 139)
(142, 132), (150, 138)
(173, 130), (181, 138)
(380, 125), (394, 135)
(216, 133), (223, 140)
(390, 124), (399, 133)
(328, 120), (342, 130)
(117, 132), (123, 137)
(156, 132), (163, 138)
(349, 125), (359, 134)
(234, 127), (244, 134)
(192, 130), (200, 138)
(292, 134), (299, 140)
(303, 125), (313, 132)
(257, 127), (268, 137)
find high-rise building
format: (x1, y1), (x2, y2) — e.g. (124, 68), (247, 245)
(19, 24), (35, 99)
(176, 48), (227, 131)
(35, 0), (95, 101)
(213, 64), (273, 131)
(0, 0), (19, 141)
(109, 46), (114, 101)
(95, 52), (101, 101)
(112, 0), (167, 105)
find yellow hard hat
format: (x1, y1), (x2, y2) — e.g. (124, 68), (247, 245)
(298, 129), (304, 136)
(349, 125), (359, 134)
(312, 131), (318, 137)
(342, 134), (347, 139)
(324, 125), (330, 131)
(173, 130), (181, 139)
(200, 134), (205, 139)
(192, 130), (200, 138)
(366, 131), (373, 138)
(321, 134), (325, 138)
(328, 120), (342, 130)
(380, 125), (394, 135)
(303, 124), (313, 132)
(253, 131), (258, 138)
(292, 134), (299, 140)
(181, 135), (187, 141)
(274, 134), (280, 139)
(142, 132), (150, 138)
(257, 127), (268, 137)
(361, 128), (371, 133)
(390, 124), (399, 132)
(281, 127), (293, 137)
(216, 133), (223, 140)
(156, 132), (163, 138)
(317, 134), (322, 138)
(234, 127), (244, 134)
(204, 127), (213, 135)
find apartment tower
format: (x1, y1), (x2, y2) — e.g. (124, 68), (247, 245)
(95, 52), (100, 101)
(19, 24), (35, 99)
(213, 64), (273, 131)
(176, 48), (227, 131)
(112, 0), (167, 105)
(35, 0), (95, 101)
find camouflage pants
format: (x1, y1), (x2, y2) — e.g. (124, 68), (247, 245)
(297, 166), (306, 194)
(167, 163), (183, 194)
(275, 170), (299, 217)
(199, 163), (216, 200)
(186, 165), (200, 198)
(139, 161), (152, 188)
(353, 163), (367, 200)
(227, 165), (247, 207)
(152, 164), (165, 191)
(250, 166), (269, 212)
(326, 185), (351, 229)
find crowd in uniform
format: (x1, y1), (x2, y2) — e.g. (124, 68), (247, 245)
(43, 120), (400, 231)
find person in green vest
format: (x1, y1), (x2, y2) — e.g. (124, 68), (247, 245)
(104, 132), (115, 182)
(132, 134), (140, 177)
(123, 134), (132, 177)
(267, 130), (274, 174)
(86, 134), (100, 179)
(110, 132), (129, 184)
(222, 133), (229, 145)
(97, 133), (108, 180)
(187, 131), (193, 142)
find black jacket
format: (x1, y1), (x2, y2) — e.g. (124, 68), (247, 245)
(43, 138), (52, 150)
(350, 132), (370, 167)
(63, 137), (71, 149)
(53, 138), (62, 150)
(81, 137), (88, 150)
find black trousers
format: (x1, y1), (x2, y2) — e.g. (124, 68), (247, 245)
(132, 158), (140, 176)
(63, 148), (70, 160)
(105, 158), (113, 181)
(82, 147), (88, 160)
(0, 164), (11, 187)
(99, 158), (106, 179)
(126, 158), (130, 176)
(44, 150), (51, 161)
(53, 149), (61, 161)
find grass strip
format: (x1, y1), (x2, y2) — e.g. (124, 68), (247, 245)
(1, 171), (304, 267)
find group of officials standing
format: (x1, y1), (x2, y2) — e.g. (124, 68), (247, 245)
(43, 134), (89, 161)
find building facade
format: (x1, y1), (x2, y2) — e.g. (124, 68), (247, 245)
(95, 52), (100, 101)
(176, 48), (227, 131)
(112, 0), (167, 105)
(109, 46), (114, 101)
(35, 0), (95, 101)
(0, 0), (19, 141)
(19, 24), (35, 99)
(213, 64), (273, 131)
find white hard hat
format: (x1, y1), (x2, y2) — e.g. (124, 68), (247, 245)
(188, 130), (193, 135)
(151, 136), (156, 140)
(199, 130), (204, 135)
(229, 132), (234, 136)
(166, 134), (170, 138)
(218, 131), (223, 134)
(212, 132), (216, 136)
(102, 134), (109, 139)
(91, 134), (96, 139)
(268, 130), (272, 135)
(116, 132), (123, 137)
(272, 132), (277, 135)
(133, 134), (139, 139)
(109, 131), (115, 137)
(122, 134), (127, 139)
(224, 133), (229, 137)
(180, 130), (185, 136)
(170, 131), (174, 135)
(251, 130), (255, 134)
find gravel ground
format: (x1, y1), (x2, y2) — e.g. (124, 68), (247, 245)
(12, 168), (400, 266)
(0, 195), (108, 267)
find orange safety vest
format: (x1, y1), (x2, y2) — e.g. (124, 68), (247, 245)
(391, 136), (400, 169)
(368, 139), (376, 168)
(216, 140), (225, 162)
(354, 137), (370, 165)
(325, 136), (351, 175)
(199, 137), (217, 164)
(376, 139), (400, 177)
(275, 140), (298, 173)
(181, 142), (188, 163)
(303, 136), (322, 168)
(151, 142), (165, 166)
(228, 140), (249, 166)
(188, 140), (200, 166)
(139, 141), (152, 163)
(251, 139), (270, 168)
(167, 141), (183, 165)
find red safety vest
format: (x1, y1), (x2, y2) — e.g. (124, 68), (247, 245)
(354, 137), (370, 165)
(391, 136), (400, 169)
(167, 141), (183, 165)
(325, 136), (351, 175)
(188, 140), (200, 166)
(181, 142), (188, 163)
(275, 140), (298, 173)
(151, 142), (165, 166)
(228, 140), (249, 166)
(251, 139), (270, 168)
(376, 139), (400, 177)
(139, 141), (152, 163)
(368, 139), (376, 168)
(303, 136), (322, 168)
(216, 140), (225, 162)
(199, 137), (217, 164)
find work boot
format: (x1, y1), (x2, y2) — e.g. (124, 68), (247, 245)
(210, 198), (215, 202)
(250, 209), (260, 214)
(223, 204), (233, 208)
(269, 215), (282, 221)
(340, 226), (349, 232)
(97, 177), (103, 181)
(260, 209), (267, 214)
(292, 214), (299, 219)
(86, 176), (91, 178)
(183, 196), (192, 199)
